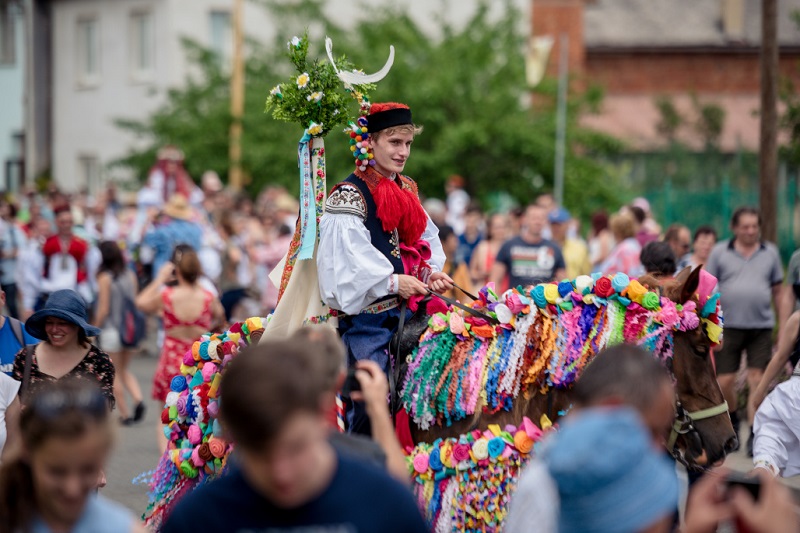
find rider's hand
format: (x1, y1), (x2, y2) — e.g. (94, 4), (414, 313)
(730, 471), (799, 533)
(397, 274), (427, 300)
(429, 271), (454, 294)
(349, 360), (390, 417)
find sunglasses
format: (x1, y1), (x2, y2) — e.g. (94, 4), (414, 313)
(29, 387), (107, 420)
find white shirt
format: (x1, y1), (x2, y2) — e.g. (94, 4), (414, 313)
(317, 193), (445, 315)
(0, 373), (20, 459)
(505, 459), (559, 533)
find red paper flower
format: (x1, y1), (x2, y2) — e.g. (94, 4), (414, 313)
(595, 277), (614, 298)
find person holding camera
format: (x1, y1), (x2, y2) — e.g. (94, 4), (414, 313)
(135, 246), (223, 451)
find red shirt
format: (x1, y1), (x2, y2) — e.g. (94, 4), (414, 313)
(41, 234), (89, 283)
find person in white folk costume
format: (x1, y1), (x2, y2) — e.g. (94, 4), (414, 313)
(317, 102), (453, 435)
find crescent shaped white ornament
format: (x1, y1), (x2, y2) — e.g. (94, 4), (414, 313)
(325, 36), (395, 86)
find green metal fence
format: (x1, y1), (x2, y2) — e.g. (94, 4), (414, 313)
(614, 148), (798, 263)
(643, 176), (798, 263)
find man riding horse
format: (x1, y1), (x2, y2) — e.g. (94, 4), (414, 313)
(317, 101), (454, 435)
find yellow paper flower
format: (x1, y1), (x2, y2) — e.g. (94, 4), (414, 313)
(296, 72), (309, 88)
(308, 122), (324, 136)
(307, 91), (324, 102)
(269, 85), (282, 98)
(543, 284), (560, 304)
(625, 280), (648, 304)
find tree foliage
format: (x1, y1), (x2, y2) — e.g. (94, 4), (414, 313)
(776, 10), (800, 167)
(113, 0), (624, 218)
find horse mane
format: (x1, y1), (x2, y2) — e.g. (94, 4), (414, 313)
(401, 273), (714, 431)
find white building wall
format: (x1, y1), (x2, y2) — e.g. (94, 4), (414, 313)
(0, 2), (25, 191)
(51, 0), (529, 192)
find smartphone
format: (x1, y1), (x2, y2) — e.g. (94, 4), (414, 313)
(341, 368), (362, 398)
(725, 471), (761, 500)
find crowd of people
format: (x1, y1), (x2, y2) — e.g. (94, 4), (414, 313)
(0, 127), (796, 532)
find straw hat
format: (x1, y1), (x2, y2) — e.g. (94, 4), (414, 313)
(163, 194), (193, 221)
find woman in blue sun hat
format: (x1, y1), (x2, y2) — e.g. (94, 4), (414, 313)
(12, 289), (115, 410)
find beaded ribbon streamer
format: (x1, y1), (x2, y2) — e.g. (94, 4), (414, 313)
(141, 317), (266, 529)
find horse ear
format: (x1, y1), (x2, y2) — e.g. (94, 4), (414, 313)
(673, 266), (692, 286)
(679, 266), (702, 304)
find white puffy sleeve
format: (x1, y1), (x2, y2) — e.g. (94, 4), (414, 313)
(423, 215), (445, 272)
(317, 184), (396, 315)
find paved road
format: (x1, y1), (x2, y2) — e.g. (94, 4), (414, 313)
(103, 351), (165, 517)
(102, 351), (800, 517)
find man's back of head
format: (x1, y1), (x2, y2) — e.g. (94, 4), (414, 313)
(220, 338), (329, 450)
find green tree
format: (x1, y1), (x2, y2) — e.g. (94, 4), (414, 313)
(113, 0), (624, 219)
(778, 10), (800, 167)
(654, 96), (682, 143)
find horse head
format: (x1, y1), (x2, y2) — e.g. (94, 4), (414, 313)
(655, 267), (738, 467)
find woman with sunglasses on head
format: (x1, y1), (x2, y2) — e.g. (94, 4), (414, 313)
(11, 289), (115, 410)
(0, 380), (145, 533)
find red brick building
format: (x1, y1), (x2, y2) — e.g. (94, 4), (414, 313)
(533, 0), (800, 151)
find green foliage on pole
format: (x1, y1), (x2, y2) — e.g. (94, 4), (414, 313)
(112, 0), (624, 218)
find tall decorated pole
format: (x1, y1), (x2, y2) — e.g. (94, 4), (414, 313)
(139, 36), (394, 531)
(262, 35), (393, 337)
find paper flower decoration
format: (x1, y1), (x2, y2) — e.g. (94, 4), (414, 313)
(288, 36), (302, 49)
(307, 91), (324, 102)
(296, 72), (310, 89)
(307, 121), (324, 136)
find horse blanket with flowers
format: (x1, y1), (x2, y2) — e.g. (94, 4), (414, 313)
(140, 318), (266, 530)
(402, 272), (723, 532)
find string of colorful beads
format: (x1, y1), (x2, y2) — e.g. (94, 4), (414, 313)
(142, 317), (266, 529)
(347, 91), (377, 172)
(400, 273), (723, 430)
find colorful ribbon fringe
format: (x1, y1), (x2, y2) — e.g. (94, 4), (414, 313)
(141, 317), (266, 529)
(408, 417), (548, 532)
(401, 274), (723, 430)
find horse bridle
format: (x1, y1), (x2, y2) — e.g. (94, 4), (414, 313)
(389, 284), (495, 419)
(666, 398), (729, 470)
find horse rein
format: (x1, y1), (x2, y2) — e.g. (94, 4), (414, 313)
(667, 398), (729, 470)
(389, 283), (494, 421)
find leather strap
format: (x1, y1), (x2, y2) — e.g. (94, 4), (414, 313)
(426, 289), (499, 324)
(451, 282), (479, 302)
(390, 298), (411, 419)
(21, 344), (34, 401)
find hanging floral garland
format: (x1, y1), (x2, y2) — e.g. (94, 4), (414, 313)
(140, 318), (266, 530)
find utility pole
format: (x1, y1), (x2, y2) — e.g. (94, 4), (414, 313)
(228, 0), (244, 191)
(760, 0), (778, 242)
(554, 33), (568, 207)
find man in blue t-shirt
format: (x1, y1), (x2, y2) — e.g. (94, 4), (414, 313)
(0, 289), (39, 375)
(491, 204), (566, 289)
(162, 338), (428, 533)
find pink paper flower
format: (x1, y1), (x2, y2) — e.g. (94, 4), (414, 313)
(657, 299), (680, 329)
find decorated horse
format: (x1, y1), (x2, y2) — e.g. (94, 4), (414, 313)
(138, 36), (735, 532)
(395, 267), (736, 531)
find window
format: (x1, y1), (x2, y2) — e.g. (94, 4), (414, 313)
(209, 10), (231, 68)
(130, 11), (154, 80)
(0, 1), (17, 65)
(76, 17), (100, 86)
(78, 155), (100, 193)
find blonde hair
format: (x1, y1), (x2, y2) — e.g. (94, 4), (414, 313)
(610, 213), (636, 241)
(372, 123), (424, 142)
